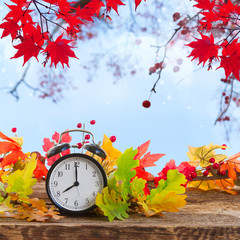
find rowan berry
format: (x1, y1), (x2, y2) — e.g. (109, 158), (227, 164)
(203, 170), (209, 176)
(90, 120), (96, 125)
(220, 170), (226, 176)
(209, 158), (215, 163)
(110, 136), (116, 143)
(221, 144), (227, 150)
(77, 143), (83, 149)
(12, 128), (17, 133)
(77, 123), (82, 128)
(142, 100), (151, 108)
(206, 165), (211, 171)
(85, 134), (90, 140)
(212, 163), (219, 169)
(190, 172), (197, 178)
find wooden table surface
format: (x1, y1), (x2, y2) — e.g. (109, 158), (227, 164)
(0, 182), (240, 240)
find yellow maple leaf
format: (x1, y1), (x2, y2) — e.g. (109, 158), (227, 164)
(187, 143), (227, 167)
(92, 135), (122, 175)
(146, 191), (187, 214)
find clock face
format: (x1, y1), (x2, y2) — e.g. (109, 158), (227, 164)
(46, 153), (107, 214)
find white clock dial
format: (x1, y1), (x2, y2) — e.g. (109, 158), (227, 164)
(46, 154), (107, 213)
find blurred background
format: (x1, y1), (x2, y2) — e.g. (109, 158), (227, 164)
(0, 0), (238, 174)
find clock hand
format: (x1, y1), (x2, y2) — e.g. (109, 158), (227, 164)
(62, 184), (75, 193)
(75, 163), (78, 182)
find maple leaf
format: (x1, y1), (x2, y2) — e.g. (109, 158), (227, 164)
(106, 0), (125, 14)
(2, 154), (37, 198)
(33, 159), (48, 182)
(11, 38), (42, 66)
(0, 19), (20, 39)
(146, 170), (187, 216)
(220, 152), (240, 180)
(43, 34), (78, 67)
(187, 143), (227, 167)
(187, 33), (219, 66)
(5, 3), (33, 24)
(188, 178), (237, 195)
(42, 131), (72, 166)
(0, 131), (26, 168)
(217, 39), (240, 80)
(135, 0), (146, 10)
(134, 140), (165, 181)
(193, 0), (215, 10)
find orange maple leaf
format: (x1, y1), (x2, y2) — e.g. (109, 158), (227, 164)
(220, 152), (240, 180)
(0, 132), (27, 168)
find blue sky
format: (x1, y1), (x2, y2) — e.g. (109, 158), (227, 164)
(0, 1), (238, 175)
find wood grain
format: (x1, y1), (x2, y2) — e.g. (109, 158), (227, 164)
(0, 183), (240, 239)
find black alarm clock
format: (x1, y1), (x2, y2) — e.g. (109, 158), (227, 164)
(46, 129), (107, 214)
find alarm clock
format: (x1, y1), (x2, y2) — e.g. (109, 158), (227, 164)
(46, 129), (107, 214)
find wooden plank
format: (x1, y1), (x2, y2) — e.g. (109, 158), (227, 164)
(0, 183), (240, 239)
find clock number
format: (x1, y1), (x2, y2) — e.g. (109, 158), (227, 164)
(53, 181), (58, 187)
(74, 162), (80, 167)
(95, 181), (100, 187)
(92, 191), (96, 197)
(58, 171), (63, 177)
(65, 198), (68, 204)
(74, 200), (78, 206)
(65, 164), (70, 170)
(57, 191), (61, 197)
(92, 171), (96, 177)
(86, 198), (90, 205)
(86, 164), (88, 170)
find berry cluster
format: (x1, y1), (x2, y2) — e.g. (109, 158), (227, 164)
(148, 61), (165, 75)
(202, 157), (226, 177)
(76, 120), (116, 148)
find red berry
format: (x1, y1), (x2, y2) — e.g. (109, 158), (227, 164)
(142, 100), (151, 108)
(110, 136), (116, 142)
(173, 12), (181, 21)
(213, 163), (219, 169)
(203, 170), (209, 176)
(206, 165), (211, 171)
(149, 67), (156, 74)
(90, 120), (96, 125)
(190, 172), (197, 179)
(220, 170), (226, 176)
(222, 92), (226, 96)
(221, 144), (227, 150)
(12, 127), (17, 133)
(85, 134), (90, 140)
(77, 143), (83, 149)
(209, 158), (215, 163)
(77, 123), (82, 128)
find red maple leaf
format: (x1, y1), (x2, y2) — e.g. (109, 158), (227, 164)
(33, 159), (48, 182)
(5, 3), (33, 24)
(133, 140), (165, 181)
(11, 38), (42, 66)
(193, 0), (215, 10)
(0, 19), (20, 39)
(43, 34), (78, 67)
(42, 131), (72, 166)
(187, 33), (219, 66)
(135, 0), (146, 10)
(106, 0), (125, 14)
(217, 39), (240, 80)
(0, 131), (27, 168)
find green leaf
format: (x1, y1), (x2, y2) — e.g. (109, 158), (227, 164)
(0, 182), (5, 194)
(147, 169), (186, 200)
(96, 187), (129, 222)
(114, 147), (139, 200)
(130, 177), (146, 197)
(2, 155), (37, 198)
